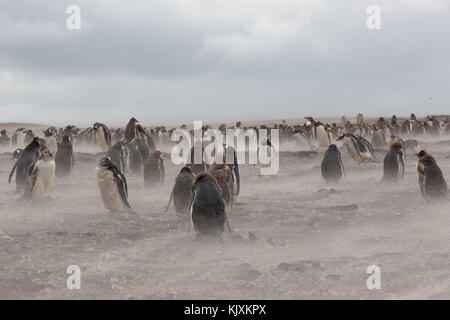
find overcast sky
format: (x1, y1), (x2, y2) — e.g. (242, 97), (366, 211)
(0, 0), (449, 126)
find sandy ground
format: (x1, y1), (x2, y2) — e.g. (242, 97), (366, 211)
(1, 123), (450, 300)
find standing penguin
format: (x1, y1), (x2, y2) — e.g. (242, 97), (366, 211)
(96, 157), (134, 214)
(143, 150), (165, 187)
(321, 144), (345, 183)
(165, 166), (194, 214)
(224, 144), (240, 198)
(125, 117), (139, 142)
(9, 140), (40, 191)
(126, 141), (142, 174)
(416, 151), (447, 199)
(190, 173), (231, 237)
(208, 163), (234, 208)
(93, 122), (112, 152)
(55, 135), (75, 178)
(106, 142), (126, 173)
(370, 126), (387, 151)
(23, 149), (55, 201)
(0, 129), (10, 147)
(382, 143), (405, 182)
(43, 128), (58, 156)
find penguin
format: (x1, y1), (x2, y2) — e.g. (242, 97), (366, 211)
(12, 128), (26, 148)
(208, 162), (234, 208)
(43, 128), (58, 156)
(382, 143), (405, 182)
(336, 133), (375, 164)
(55, 135), (75, 178)
(305, 117), (331, 148)
(125, 117), (139, 142)
(143, 150), (165, 187)
(95, 156), (134, 214)
(93, 122), (111, 152)
(8, 149), (24, 187)
(136, 124), (156, 153)
(126, 141), (142, 174)
(189, 172), (231, 237)
(135, 137), (150, 161)
(165, 166), (194, 214)
(9, 140), (40, 191)
(0, 129), (10, 147)
(415, 151), (447, 199)
(22, 148), (55, 201)
(423, 161), (448, 200)
(321, 144), (345, 183)
(24, 130), (35, 145)
(388, 134), (406, 162)
(106, 142), (126, 173)
(370, 126), (387, 151)
(224, 144), (240, 197)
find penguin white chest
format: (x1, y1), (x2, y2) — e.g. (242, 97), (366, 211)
(45, 136), (58, 156)
(316, 126), (330, 148)
(96, 127), (109, 152)
(31, 160), (55, 200)
(16, 132), (25, 148)
(96, 168), (123, 212)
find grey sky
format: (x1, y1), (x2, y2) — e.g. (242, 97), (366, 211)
(0, 0), (449, 126)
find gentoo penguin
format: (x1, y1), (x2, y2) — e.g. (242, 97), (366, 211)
(135, 137), (150, 161)
(370, 126), (387, 151)
(382, 143), (405, 182)
(321, 144), (345, 183)
(143, 150), (165, 187)
(106, 142), (126, 173)
(388, 134), (406, 162)
(305, 117), (331, 148)
(126, 141), (142, 174)
(12, 128), (26, 148)
(208, 163), (234, 208)
(93, 122), (111, 152)
(24, 130), (35, 145)
(125, 117), (139, 142)
(23, 149), (55, 201)
(9, 140), (40, 191)
(136, 125), (156, 153)
(416, 151), (447, 199)
(356, 113), (365, 126)
(8, 149), (24, 187)
(189, 172), (231, 237)
(224, 144), (240, 197)
(416, 150), (435, 197)
(95, 156), (134, 214)
(43, 128), (58, 156)
(336, 133), (375, 164)
(165, 166), (194, 214)
(55, 135), (75, 178)
(0, 129), (10, 147)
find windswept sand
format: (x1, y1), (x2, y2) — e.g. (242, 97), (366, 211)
(1, 123), (450, 299)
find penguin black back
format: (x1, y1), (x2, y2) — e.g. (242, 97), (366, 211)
(13, 140), (40, 191)
(321, 144), (344, 183)
(55, 135), (74, 178)
(190, 173), (225, 237)
(382, 143), (404, 181)
(423, 159), (448, 200)
(171, 166), (194, 214)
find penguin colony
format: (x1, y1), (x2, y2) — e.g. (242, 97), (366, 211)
(3, 113), (450, 238)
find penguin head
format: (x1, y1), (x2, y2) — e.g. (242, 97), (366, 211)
(327, 144), (338, 152)
(415, 150), (427, 158)
(129, 117), (138, 123)
(41, 149), (52, 160)
(98, 156), (112, 168)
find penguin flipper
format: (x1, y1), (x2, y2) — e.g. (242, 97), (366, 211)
(8, 161), (18, 184)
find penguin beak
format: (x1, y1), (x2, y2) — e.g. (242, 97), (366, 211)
(414, 153), (419, 157)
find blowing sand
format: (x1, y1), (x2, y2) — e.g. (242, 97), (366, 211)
(1, 123), (450, 299)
